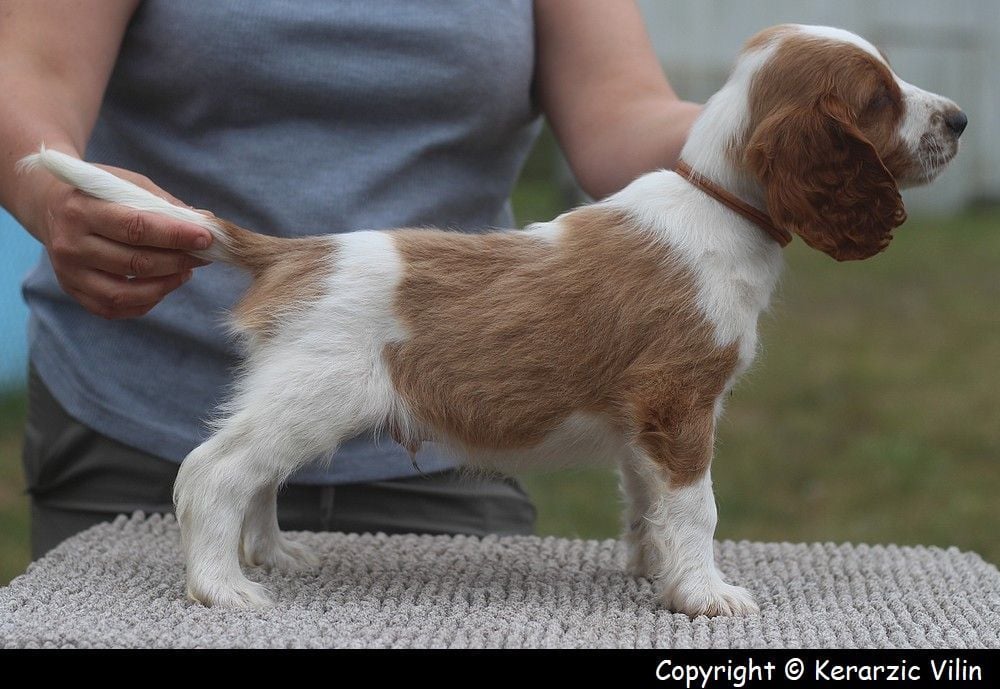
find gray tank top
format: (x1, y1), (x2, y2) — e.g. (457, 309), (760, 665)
(22, 0), (540, 483)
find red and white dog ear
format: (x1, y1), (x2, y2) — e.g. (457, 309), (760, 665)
(744, 95), (906, 261)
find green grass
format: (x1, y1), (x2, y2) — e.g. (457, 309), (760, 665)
(1, 135), (997, 584)
(0, 392), (29, 585)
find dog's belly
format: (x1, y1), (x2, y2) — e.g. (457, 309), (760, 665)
(411, 410), (628, 472)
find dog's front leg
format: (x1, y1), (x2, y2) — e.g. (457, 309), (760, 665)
(619, 452), (659, 579)
(628, 407), (758, 617)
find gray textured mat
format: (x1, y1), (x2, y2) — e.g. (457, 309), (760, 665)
(1, 512), (997, 648)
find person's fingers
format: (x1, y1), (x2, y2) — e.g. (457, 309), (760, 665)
(74, 233), (211, 278)
(60, 268), (192, 320)
(63, 188), (212, 251)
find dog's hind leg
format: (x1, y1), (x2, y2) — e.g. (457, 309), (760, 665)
(240, 482), (320, 571)
(174, 429), (277, 609)
(175, 412), (360, 608)
(174, 348), (386, 608)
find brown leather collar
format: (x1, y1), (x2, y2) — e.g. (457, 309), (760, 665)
(674, 160), (792, 247)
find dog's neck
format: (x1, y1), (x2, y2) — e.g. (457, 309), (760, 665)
(674, 160), (791, 247)
(680, 105), (764, 212)
(678, 42), (776, 215)
(676, 94), (792, 263)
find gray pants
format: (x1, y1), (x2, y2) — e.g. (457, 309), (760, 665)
(21, 365), (536, 560)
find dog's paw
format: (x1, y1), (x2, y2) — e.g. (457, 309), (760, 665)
(187, 576), (274, 609)
(241, 533), (320, 571)
(660, 578), (759, 618)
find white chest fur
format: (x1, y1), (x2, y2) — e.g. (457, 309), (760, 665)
(607, 170), (785, 394)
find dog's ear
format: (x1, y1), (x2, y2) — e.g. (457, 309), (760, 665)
(744, 95), (906, 261)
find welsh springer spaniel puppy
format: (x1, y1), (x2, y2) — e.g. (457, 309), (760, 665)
(23, 24), (965, 616)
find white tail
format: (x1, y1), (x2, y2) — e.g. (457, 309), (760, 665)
(17, 146), (238, 263)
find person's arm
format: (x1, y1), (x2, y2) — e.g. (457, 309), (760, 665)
(0, 0), (212, 320)
(534, 0), (701, 199)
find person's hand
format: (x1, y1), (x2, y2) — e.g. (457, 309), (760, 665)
(32, 165), (213, 319)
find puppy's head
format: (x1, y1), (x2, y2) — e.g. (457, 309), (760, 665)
(736, 25), (965, 260)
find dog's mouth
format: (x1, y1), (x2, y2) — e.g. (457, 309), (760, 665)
(899, 133), (959, 187)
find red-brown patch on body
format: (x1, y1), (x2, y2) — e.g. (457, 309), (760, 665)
(384, 207), (738, 486)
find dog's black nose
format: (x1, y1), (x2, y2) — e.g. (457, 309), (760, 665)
(945, 109), (968, 137)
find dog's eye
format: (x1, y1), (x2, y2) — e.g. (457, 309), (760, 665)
(867, 87), (893, 111)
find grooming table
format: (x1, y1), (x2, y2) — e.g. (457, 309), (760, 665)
(1, 513), (997, 648)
